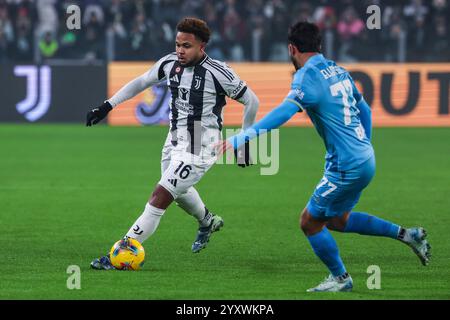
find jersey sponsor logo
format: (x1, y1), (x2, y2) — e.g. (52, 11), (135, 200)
(174, 98), (194, 115)
(177, 88), (193, 114)
(175, 66), (181, 73)
(179, 87), (190, 101)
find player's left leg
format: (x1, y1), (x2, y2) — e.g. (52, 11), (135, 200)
(176, 188), (214, 228)
(176, 187), (223, 253)
(161, 151), (223, 253)
(325, 156), (431, 266)
(327, 211), (399, 239)
(163, 148), (213, 226)
(161, 140), (222, 251)
(323, 154), (399, 240)
(327, 212), (431, 266)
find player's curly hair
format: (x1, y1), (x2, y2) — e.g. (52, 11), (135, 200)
(176, 17), (211, 44)
(288, 21), (322, 53)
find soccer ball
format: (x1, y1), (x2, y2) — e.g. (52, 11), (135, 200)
(109, 237), (145, 270)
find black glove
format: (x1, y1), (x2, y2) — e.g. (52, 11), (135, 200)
(234, 141), (253, 167)
(86, 101), (113, 126)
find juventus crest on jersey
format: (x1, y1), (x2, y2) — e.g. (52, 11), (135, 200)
(147, 52), (248, 155)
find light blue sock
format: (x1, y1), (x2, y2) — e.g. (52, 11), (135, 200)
(344, 212), (400, 239)
(307, 228), (347, 277)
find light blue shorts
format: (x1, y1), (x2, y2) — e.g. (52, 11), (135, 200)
(306, 155), (376, 220)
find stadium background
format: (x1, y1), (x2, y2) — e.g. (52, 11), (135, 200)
(1, 0), (449, 300)
(1, 0), (449, 126)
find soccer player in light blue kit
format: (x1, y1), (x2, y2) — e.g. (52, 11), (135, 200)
(219, 22), (431, 292)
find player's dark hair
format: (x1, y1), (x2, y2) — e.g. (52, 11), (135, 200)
(288, 21), (322, 53)
(176, 17), (211, 44)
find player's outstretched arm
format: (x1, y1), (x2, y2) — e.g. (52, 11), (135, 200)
(216, 100), (299, 155)
(232, 87), (259, 167)
(86, 100), (113, 126)
(236, 87), (259, 130)
(86, 53), (175, 126)
(86, 71), (156, 126)
(106, 70), (158, 108)
(210, 62), (260, 167)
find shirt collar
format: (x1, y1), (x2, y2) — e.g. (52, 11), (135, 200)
(304, 53), (324, 68)
(199, 53), (208, 64)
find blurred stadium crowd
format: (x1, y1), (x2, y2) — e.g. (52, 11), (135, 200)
(0, 0), (449, 63)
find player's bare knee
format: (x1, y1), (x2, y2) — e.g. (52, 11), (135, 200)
(326, 220), (340, 231)
(300, 208), (311, 234)
(327, 212), (350, 232)
(149, 184), (174, 209)
(300, 208), (327, 236)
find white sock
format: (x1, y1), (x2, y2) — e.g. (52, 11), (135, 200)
(176, 187), (212, 227)
(125, 203), (165, 243)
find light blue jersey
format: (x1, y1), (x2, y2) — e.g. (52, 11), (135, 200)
(229, 53), (376, 217)
(285, 54), (373, 171)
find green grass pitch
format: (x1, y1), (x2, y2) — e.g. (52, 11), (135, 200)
(1, 124), (449, 299)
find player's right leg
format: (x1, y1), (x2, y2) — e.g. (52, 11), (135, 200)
(125, 184), (174, 242)
(301, 159), (371, 292)
(300, 209), (353, 292)
(90, 184), (174, 270)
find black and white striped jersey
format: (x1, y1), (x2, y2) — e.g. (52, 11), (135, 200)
(149, 52), (248, 131)
(139, 52), (249, 155)
(108, 52), (257, 157)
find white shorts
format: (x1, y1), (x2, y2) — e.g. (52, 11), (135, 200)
(158, 132), (217, 199)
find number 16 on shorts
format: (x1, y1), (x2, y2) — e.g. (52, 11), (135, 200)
(316, 176), (337, 197)
(159, 157), (208, 199)
(174, 161), (192, 179)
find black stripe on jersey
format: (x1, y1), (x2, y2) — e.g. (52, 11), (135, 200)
(168, 62), (184, 140)
(187, 65), (207, 155)
(207, 59), (235, 80)
(234, 86), (248, 100)
(211, 73), (227, 131)
(158, 59), (176, 80)
(204, 59), (233, 82)
(207, 58), (235, 80)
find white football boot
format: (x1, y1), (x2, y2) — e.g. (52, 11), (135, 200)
(307, 274), (353, 292)
(399, 227), (431, 266)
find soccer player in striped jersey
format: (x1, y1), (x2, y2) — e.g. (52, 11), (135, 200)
(87, 18), (259, 269)
(219, 22), (431, 292)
